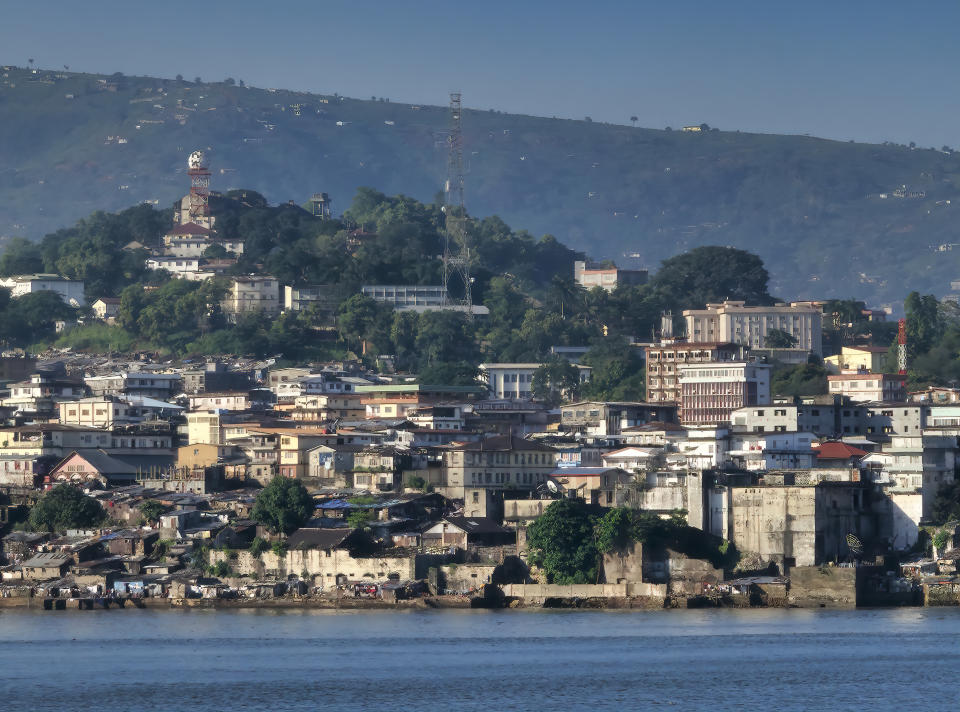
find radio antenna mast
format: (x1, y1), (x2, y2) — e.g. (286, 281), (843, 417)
(441, 92), (472, 315)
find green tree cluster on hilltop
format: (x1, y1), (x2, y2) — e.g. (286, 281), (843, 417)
(1, 186), (810, 405)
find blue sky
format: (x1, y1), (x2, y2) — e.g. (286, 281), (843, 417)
(4, 0), (959, 146)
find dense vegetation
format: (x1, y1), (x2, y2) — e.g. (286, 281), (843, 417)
(0, 185), (793, 402)
(526, 500), (738, 584)
(28, 484), (106, 532)
(251, 475), (314, 535)
(4, 66), (960, 305)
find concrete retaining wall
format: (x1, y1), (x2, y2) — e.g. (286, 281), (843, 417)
(502, 582), (667, 600)
(788, 565), (856, 608)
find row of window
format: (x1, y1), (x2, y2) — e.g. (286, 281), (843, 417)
(469, 471), (545, 485)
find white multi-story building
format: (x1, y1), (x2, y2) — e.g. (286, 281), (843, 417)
(683, 300), (823, 355)
(478, 363), (592, 400)
(146, 256), (213, 281)
(827, 373), (907, 403)
(58, 397), (139, 428)
(0, 274), (85, 307)
(222, 276), (280, 321)
(362, 285), (446, 307)
(678, 362), (772, 426)
(283, 285), (336, 312)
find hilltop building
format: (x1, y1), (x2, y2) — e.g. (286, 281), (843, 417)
(683, 300), (823, 355)
(222, 276), (281, 322)
(0, 274), (85, 307)
(573, 260), (647, 292)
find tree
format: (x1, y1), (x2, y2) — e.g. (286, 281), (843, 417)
(28, 484), (105, 532)
(202, 243), (229, 259)
(532, 357), (581, 406)
(251, 476), (313, 535)
(904, 292), (943, 357)
(249, 537), (269, 557)
(417, 361), (481, 387)
(630, 116), (638, 127)
(764, 328), (798, 348)
(771, 361), (829, 397)
(652, 246), (773, 311)
(1, 291), (77, 347)
(526, 499), (599, 584)
(594, 508), (639, 554)
(0, 237), (44, 276)
(931, 481), (960, 525)
(347, 509), (375, 529)
(580, 337), (646, 401)
(138, 499), (167, 523)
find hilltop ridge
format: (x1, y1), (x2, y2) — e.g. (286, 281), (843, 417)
(2, 63), (960, 306)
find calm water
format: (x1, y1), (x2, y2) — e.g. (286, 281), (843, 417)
(2, 607), (959, 711)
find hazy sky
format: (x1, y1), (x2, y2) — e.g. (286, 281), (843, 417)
(4, 0), (959, 146)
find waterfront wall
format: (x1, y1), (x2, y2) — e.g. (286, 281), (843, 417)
(501, 582), (667, 601)
(787, 565), (856, 608)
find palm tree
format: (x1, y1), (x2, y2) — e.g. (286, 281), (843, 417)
(630, 116), (638, 127)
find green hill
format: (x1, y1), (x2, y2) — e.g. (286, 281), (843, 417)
(2, 64), (960, 307)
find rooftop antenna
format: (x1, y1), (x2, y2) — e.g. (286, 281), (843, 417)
(441, 92), (473, 316)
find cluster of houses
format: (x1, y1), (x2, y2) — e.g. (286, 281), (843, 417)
(1, 154), (959, 605)
(0, 317), (958, 606)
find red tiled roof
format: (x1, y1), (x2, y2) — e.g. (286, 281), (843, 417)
(815, 442), (867, 460)
(166, 222), (211, 236)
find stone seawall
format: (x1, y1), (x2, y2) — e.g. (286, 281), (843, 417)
(501, 582), (668, 606)
(787, 566), (857, 608)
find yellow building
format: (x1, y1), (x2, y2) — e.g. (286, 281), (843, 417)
(824, 345), (889, 374)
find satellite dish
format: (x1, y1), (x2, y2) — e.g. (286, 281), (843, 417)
(546, 479), (559, 493)
(846, 533), (863, 556)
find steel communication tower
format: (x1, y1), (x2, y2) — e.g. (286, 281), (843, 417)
(187, 150), (211, 221)
(897, 318), (907, 374)
(442, 92), (472, 313)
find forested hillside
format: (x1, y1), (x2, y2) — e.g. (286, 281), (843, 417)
(3, 64), (960, 305)
(0, 188), (798, 400)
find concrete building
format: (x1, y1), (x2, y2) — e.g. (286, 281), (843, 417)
(824, 345), (890, 374)
(478, 362), (592, 400)
(728, 432), (816, 471)
(222, 276), (281, 321)
(283, 285), (337, 313)
(678, 362), (772, 426)
(187, 392), (251, 412)
(361, 285), (446, 307)
(683, 300), (822, 355)
(866, 433), (958, 521)
(58, 397), (139, 428)
(145, 256), (212, 280)
(726, 482), (878, 570)
(645, 341), (745, 405)
(827, 373), (907, 403)
(573, 260), (647, 292)
(85, 373), (182, 400)
(91, 297), (121, 320)
(0, 274), (85, 307)
(441, 435), (558, 515)
(559, 401), (677, 437)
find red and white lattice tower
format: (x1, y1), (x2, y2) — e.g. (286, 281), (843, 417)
(897, 318), (907, 375)
(187, 150), (211, 219)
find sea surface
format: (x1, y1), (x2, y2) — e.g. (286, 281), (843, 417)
(1, 607), (959, 711)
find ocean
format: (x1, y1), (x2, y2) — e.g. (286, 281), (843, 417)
(2, 607), (958, 711)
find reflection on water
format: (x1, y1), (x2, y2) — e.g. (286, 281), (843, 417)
(2, 608), (958, 711)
